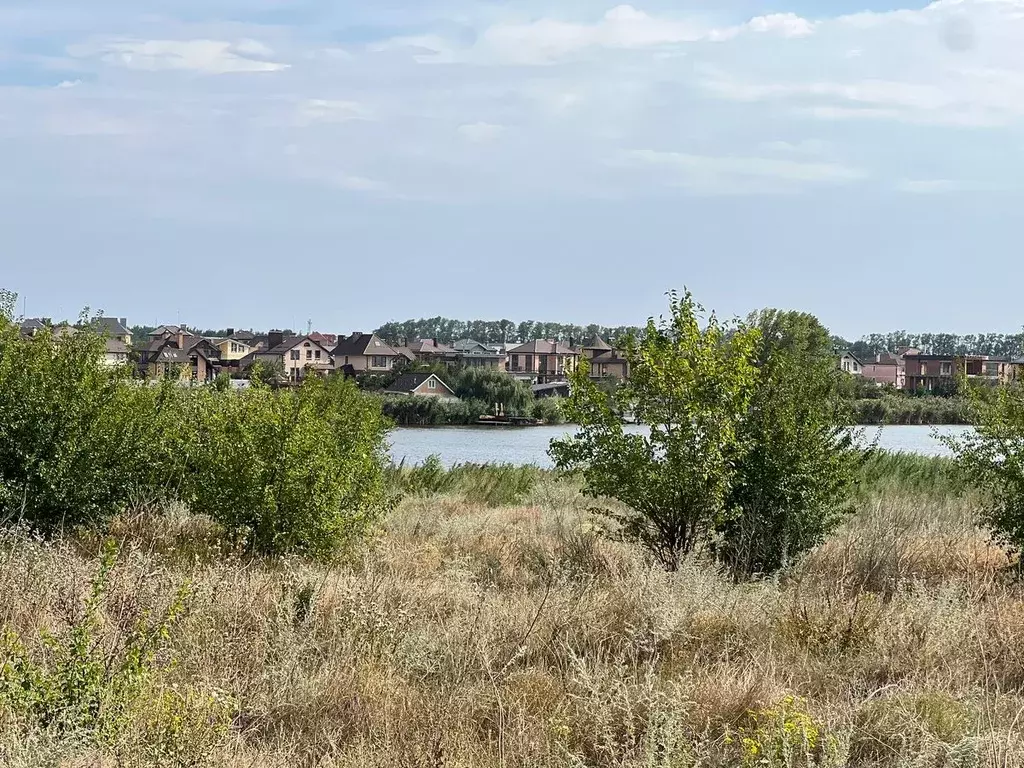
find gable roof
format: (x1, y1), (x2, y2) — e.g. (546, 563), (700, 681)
(408, 339), (457, 355)
(452, 339), (490, 353)
(150, 325), (195, 338)
(508, 339), (578, 356)
(231, 330), (256, 342)
(262, 334), (333, 357)
(89, 317), (131, 337)
(104, 339), (129, 355)
(333, 333), (399, 358)
(582, 334), (612, 351)
(383, 373), (458, 397)
(839, 351), (864, 365)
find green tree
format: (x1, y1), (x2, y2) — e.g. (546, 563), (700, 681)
(946, 385), (1024, 551)
(0, 299), (162, 532)
(550, 291), (759, 571)
(718, 309), (860, 578)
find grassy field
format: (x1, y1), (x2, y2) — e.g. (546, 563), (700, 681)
(1, 457), (1022, 767)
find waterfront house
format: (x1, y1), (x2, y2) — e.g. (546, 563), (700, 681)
(507, 340), (579, 384)
(245, 332), (334, 382)
(579, 335), (629, 381)
(839, 352), (863, 376)
(404, 339), (461, 366)
(333, 333), (402, 374)
(383, 373), (459, 400)
(904, 353), (1014, 393)
(452, 339), (507, 371)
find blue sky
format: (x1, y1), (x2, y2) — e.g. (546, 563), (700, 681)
(2, 0), (1022, 338)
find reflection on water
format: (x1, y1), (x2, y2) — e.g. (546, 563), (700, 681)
(387, 424), (970, 468)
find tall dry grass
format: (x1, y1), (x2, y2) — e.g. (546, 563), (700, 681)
(1, 475), (1022, 767)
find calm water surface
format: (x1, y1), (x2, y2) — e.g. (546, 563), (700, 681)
(388, 424), (972, 467)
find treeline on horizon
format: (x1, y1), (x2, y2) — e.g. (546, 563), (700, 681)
(124, 317), (1024, 358)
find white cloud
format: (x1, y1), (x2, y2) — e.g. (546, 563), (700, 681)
(895, 179), (962, 194)
(621, 149), (867, 194)
(71, 38), (289, 74)
(296, 100), (373, 126)
(457, 122), (505, 143)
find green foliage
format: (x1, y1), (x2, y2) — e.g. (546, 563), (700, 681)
(946, 384), (1024, 551)
(378, 394), (490, 426)
(374, 317), (639, 346)
(551, 290), (759, 571)
(531, 396), (564, 425)
(730, 695), (844, 767)
(851, 395), (973, 425)
(388, 456), (542, 506)
(855, 451), (967, 499)
(0, 541), (191, 743)
(172, 375), (392, 559)
(719, 309), (860, 578)
(0, 307), (164, 533)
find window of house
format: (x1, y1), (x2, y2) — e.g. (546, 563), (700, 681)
(306, 350), (313, 360)
(941, 362), (952, 376)
(315, 350), (321, 360)
(372, 356), (388, 368)
(427, 378), (436, 390)
(290, 350), (300, 360)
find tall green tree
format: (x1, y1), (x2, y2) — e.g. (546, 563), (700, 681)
(550, 291), (759, 571)
(718, 309), (860, 578)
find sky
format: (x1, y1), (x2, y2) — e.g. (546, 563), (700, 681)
(2, 0), (1023, 339)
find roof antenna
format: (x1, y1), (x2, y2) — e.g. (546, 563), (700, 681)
(307, 318), (312, 335)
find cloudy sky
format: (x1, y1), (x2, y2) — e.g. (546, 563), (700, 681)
(2, 0), (1022, 337)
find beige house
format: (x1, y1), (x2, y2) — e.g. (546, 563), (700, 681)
(507, 340), (579, 384)
(333, 333), (402, 373)
(452, 339), (506, 371)
(383, 373), (459, 400)
(216, 333), (256, 362)
(579, 335), (629, 381)
(250, 333), (334, 381)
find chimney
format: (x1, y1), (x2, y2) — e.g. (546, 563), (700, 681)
(269, 330), (285, 350)
(177, 326), (186, 349)
(119, 317), (127, 327)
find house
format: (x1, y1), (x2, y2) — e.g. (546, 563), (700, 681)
(403, 339), (461, 366)
(88, 317), (133, 346)
(452, 339), (506, 371)
(579, 335), (629, 381)
(102, 339), (131, 368)
(860, 349), (916, 389)
(904, 354), (1015, 393)
(332, 333), (402, 374)
(383, 373), (459, 400)
(139, 331), (220, 382)
(246, 332), (334, 382)
(839, 352), (863, 375)
(18, 318), (47, 338)
(533, 381), (571, 399)
(507, 340), (579, 384)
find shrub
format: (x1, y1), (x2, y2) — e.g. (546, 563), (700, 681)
(173, 375), (392, 559)
(0, 301), (162, 533)
(531, 397), (564, 424)
(388, 456), (541, 507)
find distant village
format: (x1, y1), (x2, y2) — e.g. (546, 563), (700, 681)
(16, 317), (628, 400)
(17, 315), (1014, 400)
(840, 347), (1023, 393)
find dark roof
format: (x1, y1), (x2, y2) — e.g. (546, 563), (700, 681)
(408, 339), (457, 355)
(452, 339), (490, 353)
(391, 346), (417, 363)
(154, 347), (188, 364)
(264, 335), (305, 355)
(150, 325), (194, 338)
(104, 339), (129, 355)
(589, 350), (628, 364)
(582, 334), (612, 351)
(383, 373), (456, 396)
(333, 333), (398, 358)
(19, 318), (46, 335)
(508, 340), (578, 356)
(839, 351), (864, 365)
(231, 330), (256, 342)
(532, 381), (571, 394)
(90, 317), (131, 337)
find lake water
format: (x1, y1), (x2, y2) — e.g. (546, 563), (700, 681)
(388, 424), (973, 467)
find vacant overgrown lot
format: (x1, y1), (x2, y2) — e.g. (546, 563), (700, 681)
(0, 462), (1021, 768)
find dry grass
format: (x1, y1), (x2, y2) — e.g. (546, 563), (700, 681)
(1, 480), (1023, 767)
